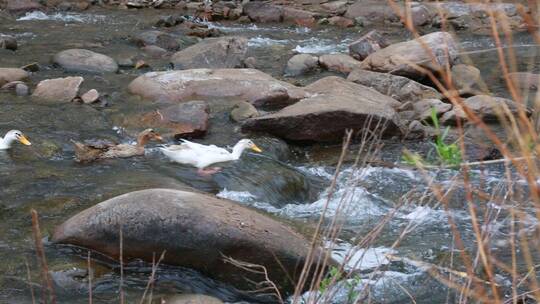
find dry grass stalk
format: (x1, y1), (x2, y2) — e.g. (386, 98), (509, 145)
(30, 209), (56, 304)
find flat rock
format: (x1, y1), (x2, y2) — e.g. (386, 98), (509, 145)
(441, 95), (529, 125)
(53, 49), (118, 73)
(139, 101), (209, 139)
(242, 76), (403, 142)
(32, 76), (83, 103)
(347, 69), (442, 103)
(360, 31), (458, 79)
(0, 68), (28, 87)
(412, 98), (452, 121)
(284, 54), (319, 76)
(451, 64), (486, 96)
(128, 68), (308, 108)
(52, 188), (329, 294)
(171, 36), (247, 70)
(319, 54), (361, 74)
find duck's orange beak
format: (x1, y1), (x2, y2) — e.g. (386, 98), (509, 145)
(18, 135), (31, 146)
(251, 144), (262, 153)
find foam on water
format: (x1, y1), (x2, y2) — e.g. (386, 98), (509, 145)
(17, 11), (106, 23)
(248, 36), (289, 47)
(293, 37), (352, 54)
(328, 241), (396, 271)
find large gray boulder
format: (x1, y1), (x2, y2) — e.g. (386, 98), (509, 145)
(347, 69), (442, 103)
(171, 37), (247, 70)
(53, 49), (118, 73)
(242, 76), (403, 142)
(52, 189), (329, 295)
(128, 68), (308, 107)
(360, 32), (458, 78)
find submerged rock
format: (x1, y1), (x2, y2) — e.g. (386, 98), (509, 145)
(242, 76), (403, 142)
(0, 34), (17, 51)
(0, 68), (28, 86)
(360, 31), (458, 78)
(348, 30), (389, 61)
(53, 49), (118, 73)
(171, 36), (247, 70)
(128, 69), (307, 108)
(32, 76), (83, 103)
(139, 101), (209, 139)
(132, 30), (181, 51)
(347, 69), (442, 103)
(284, 54), (319, 76)
(52, 188), (330, 294)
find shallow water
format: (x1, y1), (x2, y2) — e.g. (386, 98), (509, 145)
(1, 6), (540, 304)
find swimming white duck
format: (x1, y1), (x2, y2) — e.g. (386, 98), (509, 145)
(160, 139), (262, 175)
(0, 130), (31, 150)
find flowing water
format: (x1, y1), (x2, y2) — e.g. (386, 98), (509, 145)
(1, 7), (539, 304)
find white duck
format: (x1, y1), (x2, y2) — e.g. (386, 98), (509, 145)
(0, 130), (31, 150)
(160, 139), (262, 175)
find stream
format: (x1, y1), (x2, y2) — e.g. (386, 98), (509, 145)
(1, 6), (540, 304)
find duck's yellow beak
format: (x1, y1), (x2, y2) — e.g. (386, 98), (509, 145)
(18, 135), (31, 146)
(251, 144), (262, 153)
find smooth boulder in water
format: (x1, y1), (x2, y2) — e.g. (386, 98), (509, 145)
(53, 189), (331, 295)
(53, 49), (118, 73)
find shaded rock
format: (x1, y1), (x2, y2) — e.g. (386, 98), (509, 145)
(451, 64), (486, 96)
(243, 2), (283, 23)
(508, 72), (539, 91)
(328, 16), (354, 28)
(348, 30), (389, 61)
(141, 45), (168, 58)
(52, 188), (330, 294)
(360, 32), (458, 78)
(347, 69), (442, 103)
(132, 30), (181, 51)
(410, 4), (434, 27)
(242, 76), (403, 142)
(171, 37), (247, 70)
(6, 0), (43, 13)
(406, 120), (437, 139)
(285, 54), (319, 76)
(32, 76), (83, 103)
(441, 95), (529, 125)
(321, 0), (348, 14)
(345, 1), (400, 24)
(230, 101), (259, 122)
(53, 49), (118, 73)
(155, 14), (186, 27)
(80, 89), (99, 104)
(319, 54), (361, 74)
(128, 69), (307, 108)
(0, 35), (17, 51)
(243, 56), (257, 69)
(139, 101), (209, 139)
(0, 68), (28, 86)
(412, 98), (452, 121)
(21, 62), (39, 72)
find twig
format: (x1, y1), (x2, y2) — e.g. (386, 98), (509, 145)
(31, 209), (56, 304)
(88, 251), (93, 304)
(139, 251), (166, 304)
(25, 258), (36, 304)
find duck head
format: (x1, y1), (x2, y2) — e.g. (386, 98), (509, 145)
(232, 139), (262, 159)
(136, 129), (164, 147)
(4, 130), (31, 147)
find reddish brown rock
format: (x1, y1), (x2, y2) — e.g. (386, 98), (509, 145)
(139, 101), (209, 139)
(319, 54), (361, 74)
(328, 16), (354, 28)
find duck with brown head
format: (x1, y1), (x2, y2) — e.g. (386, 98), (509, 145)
(72, 128), (163, 162)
